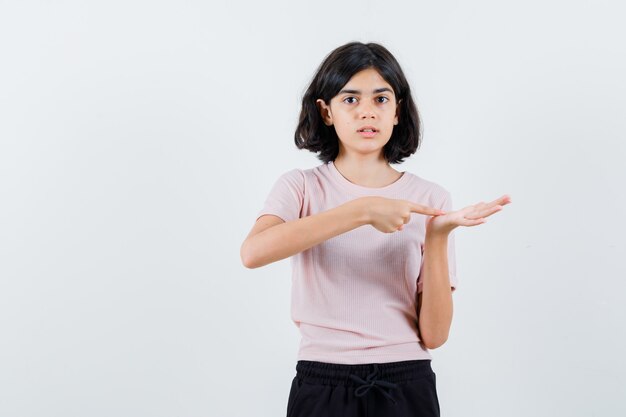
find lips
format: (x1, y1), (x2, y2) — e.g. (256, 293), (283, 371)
(358, 129), (377, 138)
(357, 126), (378, 132)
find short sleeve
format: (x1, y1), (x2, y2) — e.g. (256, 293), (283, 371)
(256, 169), (305, 223)
(417, 189), (458, 293)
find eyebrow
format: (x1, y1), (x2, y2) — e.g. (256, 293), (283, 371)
(338, 87), (394, 95)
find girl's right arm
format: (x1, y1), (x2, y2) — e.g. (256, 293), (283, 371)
(241, 196), (445, 268)
(240, 198), (369, 269)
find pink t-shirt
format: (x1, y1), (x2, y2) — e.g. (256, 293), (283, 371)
(256, 160), (458, 364)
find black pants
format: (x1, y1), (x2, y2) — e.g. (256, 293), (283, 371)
(286, 359), (440, 417)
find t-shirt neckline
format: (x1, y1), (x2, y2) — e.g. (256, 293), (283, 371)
(327, 160), (411, 195)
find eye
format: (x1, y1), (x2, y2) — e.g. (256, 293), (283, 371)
(342, 96), (390, 104)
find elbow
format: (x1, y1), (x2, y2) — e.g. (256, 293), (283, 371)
(423, 336), (448, 350)
(420, 329), (449, 350)
(240, 240), (259, 269)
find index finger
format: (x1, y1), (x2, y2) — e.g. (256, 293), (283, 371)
(409, 202), (446, 216)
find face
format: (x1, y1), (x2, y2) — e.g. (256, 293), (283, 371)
(316, 67), (401, 159)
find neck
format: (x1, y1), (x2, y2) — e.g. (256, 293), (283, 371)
(333, 154), (401, 188)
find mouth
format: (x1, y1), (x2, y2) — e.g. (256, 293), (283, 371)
(357, 127), (378, 138)
(357, 126), (378, 138)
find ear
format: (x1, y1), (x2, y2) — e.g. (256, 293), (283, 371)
(316, 99), (333, 126)
(394, 98), (402, 125)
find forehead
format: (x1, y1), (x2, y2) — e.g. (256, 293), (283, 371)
(338, 68), (395, 95)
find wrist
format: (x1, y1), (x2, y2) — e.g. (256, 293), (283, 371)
(425, 229), (451, 242)
(352, 197), (372, 226)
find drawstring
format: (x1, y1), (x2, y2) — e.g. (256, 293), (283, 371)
(348, 364), (399, 405)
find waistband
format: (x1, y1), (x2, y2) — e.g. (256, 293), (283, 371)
(295, 359), (434, 406)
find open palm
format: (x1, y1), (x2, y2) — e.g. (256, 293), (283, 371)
(426, 195), (512, 235)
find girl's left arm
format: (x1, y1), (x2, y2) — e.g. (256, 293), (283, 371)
(417, 231), (453, 350)
(415, 193), (511, 349)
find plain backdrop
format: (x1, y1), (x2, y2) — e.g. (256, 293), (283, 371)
(1, 1), (625, 416)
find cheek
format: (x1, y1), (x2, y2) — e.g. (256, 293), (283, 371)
(335, 121), (352, 132)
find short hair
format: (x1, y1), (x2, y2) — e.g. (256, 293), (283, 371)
(294, 41), (422, 164)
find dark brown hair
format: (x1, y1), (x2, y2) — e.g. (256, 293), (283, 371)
(294, 41), (422, 164)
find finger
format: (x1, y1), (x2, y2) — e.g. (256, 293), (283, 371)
(467, 205), (502, 220)
(409, 202), (446, 216)
(471, 206), (501, 219)
(473, 201), (487, 211)
(486, 195), (512, 207)
(462, 217), (486, 226)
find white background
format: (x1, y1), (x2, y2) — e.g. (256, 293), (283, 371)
(1, 1), (625, 416)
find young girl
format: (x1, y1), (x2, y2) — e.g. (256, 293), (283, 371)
(241, 41), (510, 417)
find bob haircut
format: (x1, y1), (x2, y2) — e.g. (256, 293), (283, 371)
(294, 41), (422, 164)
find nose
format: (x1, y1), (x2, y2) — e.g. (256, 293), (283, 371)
(358, 101), (376, 118)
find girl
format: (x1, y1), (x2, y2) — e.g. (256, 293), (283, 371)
(241, 41), (510, 417)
